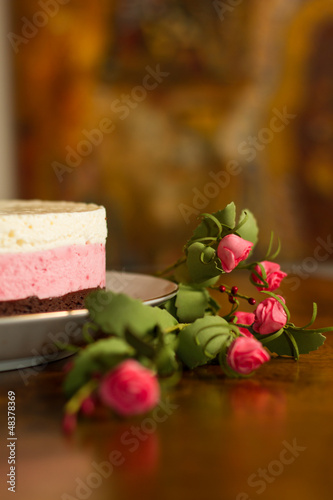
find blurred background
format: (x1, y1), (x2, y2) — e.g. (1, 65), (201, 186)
(2, 0), (333, 273)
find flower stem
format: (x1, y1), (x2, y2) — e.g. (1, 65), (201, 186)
(210, 284), (253, 302)
(165, 323), (189, 334)
(154, 256), (186, 277)
(65, 379), (99, 415)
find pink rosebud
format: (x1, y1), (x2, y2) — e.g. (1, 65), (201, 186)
(80, 396), (96, 416)
(234, 311), (255, 337)
(253, 296), (288, 335)
(99, 360), (160, 417)
(227, 336), (270, 375)
(217, 234), (253, 273)
(251, 261), (287, 291)
(62, 412), (77, 435)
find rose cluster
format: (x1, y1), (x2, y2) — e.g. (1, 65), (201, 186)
(63, 204), (330, 430)
(216, 233), (288, 375)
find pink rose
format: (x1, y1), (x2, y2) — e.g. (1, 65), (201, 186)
(234, 311), (255, 337)
(253, 296), (287, 335)
(217, 234), (253, 273)
(99, 359), (160, 417)
(251, 261), (287, 291)
(227, 336), (270, 375)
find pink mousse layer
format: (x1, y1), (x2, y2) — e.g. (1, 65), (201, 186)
(0, 243), (105, 301)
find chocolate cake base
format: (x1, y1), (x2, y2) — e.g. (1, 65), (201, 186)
(0, 288), (102, 317)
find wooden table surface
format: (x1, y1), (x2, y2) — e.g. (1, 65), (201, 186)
(1, 275), (333, 500)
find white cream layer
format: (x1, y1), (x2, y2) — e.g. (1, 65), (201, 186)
(0, 200), (107, 253)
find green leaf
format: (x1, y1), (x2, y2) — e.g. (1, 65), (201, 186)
(85, 291), (178, 338)
(236, 209), (258, 250)
(160, 296), (178, 319)
(123, 327), (179, 376)
(186, 242), (223, 284)
(175, 284), (211, 322)
(152, 330), (179, 376)
(154, 342), (179, 376)
(124, 329), (156, 359)
(63, 337), (134, 397)
(255, 327), (326, 358)
(173, 261), (192, 284)
(186, 202), (236, 246)
(173, 261), (220, 288)
(216, 202), (237, 229)
(177, 316), (234, 369)
(206, 295), (221, 315)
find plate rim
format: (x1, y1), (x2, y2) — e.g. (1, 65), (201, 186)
(0, 271), (178, 371)
(0, 271), (178, 324)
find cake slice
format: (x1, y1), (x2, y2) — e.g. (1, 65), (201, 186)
(0, 200), (107, 316)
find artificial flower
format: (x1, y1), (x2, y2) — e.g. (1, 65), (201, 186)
(227, 336), (270, 375)
(234, 311), (255, 337)
(253, 296), (287, 335)
(99, 360), (160, 417)
(252, 261), (287, 291)
(217, 234), (253, 273)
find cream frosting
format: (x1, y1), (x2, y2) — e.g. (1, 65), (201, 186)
(0, 200), (107, 253)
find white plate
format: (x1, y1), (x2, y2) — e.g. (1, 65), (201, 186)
(0, 271), (178, 373)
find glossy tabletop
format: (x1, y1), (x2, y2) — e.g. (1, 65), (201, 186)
(0, 275), (333, 500)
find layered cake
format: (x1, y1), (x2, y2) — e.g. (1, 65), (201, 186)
(0, 200), (107, 316)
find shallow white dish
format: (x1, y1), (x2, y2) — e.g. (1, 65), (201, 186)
(0, 271), (178, 372)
